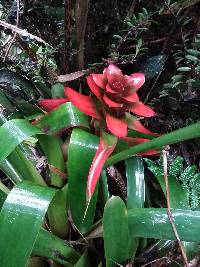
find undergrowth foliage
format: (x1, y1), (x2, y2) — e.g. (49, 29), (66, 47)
(146, 156), (200, 209)
(0, 1), (200, 267)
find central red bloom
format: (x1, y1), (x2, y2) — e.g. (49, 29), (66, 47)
(39, 64), (157, 138)
(66, 64), (156, 138)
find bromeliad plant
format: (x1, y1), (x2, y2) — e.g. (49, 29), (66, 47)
(39, 64), (158, 203)
(1, 67), (200, 267)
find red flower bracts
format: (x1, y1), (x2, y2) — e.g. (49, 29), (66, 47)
(66, 64), (156, 138)
(39, 64), (157, 138)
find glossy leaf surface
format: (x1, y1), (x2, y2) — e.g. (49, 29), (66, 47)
(125, 157), (145, 259)
(67, 129), (99, 233)
(126, 157), (145, 209)
(7, 148), (46, 186)
(38, 135), (65, 187)
(87, 131), (117, 202)
(0, 119), (42, 163)
(47, 185), (69, 238)
(103, 197), (130, 267)
(128, 208), (200, 242)
(35, 102), (89, 134)
(33, 229), (80, 265)
(0, 181), (57, 267)
(99, 170), (110, 206)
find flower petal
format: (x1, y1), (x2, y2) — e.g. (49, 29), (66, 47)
(65, 87), (102, 120)
(38, 98), (68, 111)
(106, 64), (126, 92)
(129, 102), (156, 117)
(106, 64), (122, 75)
(130, 73), (145, 90)
(122, 92), (139, 103)
(103, 95), (123, 108)
(86, 131), (117, 203)
(105, 83), (117, 93)
(92, 74), (107, 89)
(106, 113), (127, 137)
(87, 75), (103, 101)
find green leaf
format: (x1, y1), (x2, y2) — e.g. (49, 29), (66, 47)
(103, 197), (130, 267)
(145, 158), (189, 208)
(125, 157), (145, 259)
(186, 54), (198, 62)
(35, 103), (89, 135)
(38, 135), (65, 187)
(0, 181), (58, 267)
(106, 121), (200, 166)
(0, 189), (7, 209)
(47, 185), (69, 238)
(33, 229), (80, 265)
(0, 119), (42, 163)
(67, 129), (99, 233)
(74, 252), (89, 267)
(128, 208), (200, 242)
(0, 90), (22, 119)
(51, 83), (65, 98)
(168, 156), (183, 177)
(113, 35), (122, 40)
(177, 67), (191, 72)
(187, 49), (200, 57)
(7, 148), (46, 186)
(99, 170), (110, 207)
(126, 157), (145, 209)
(0, 69), (38, 102)
(0, 158), (23, 184)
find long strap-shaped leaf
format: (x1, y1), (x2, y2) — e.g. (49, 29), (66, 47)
(103, 197), (130, 267)
(35, 102), (89, 134)
(0, 181), (60, 267)
(0, 119), (42, 163)
(126, 157), (145, 209)
(38, 135), (66, 187)
(106, 121), (200, 166)
(125, 157), (145, 259)
(128, 208), (200, 242)
(86, 131), (117, 203)
(33, 229), (80, 265)
(67, 129), (99, 233)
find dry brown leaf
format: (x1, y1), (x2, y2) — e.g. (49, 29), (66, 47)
(57, 70), (87, 82)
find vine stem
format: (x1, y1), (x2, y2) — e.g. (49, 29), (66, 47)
(162, 147), (189, 267)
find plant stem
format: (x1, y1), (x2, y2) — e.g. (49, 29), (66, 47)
(106, 121), (200, 166)
(162, 148), (189, 267)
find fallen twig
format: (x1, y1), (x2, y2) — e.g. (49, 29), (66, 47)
(0, 19), (49, 46)
(162, 147), (189, 267)
(57, 70), (88, 83)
